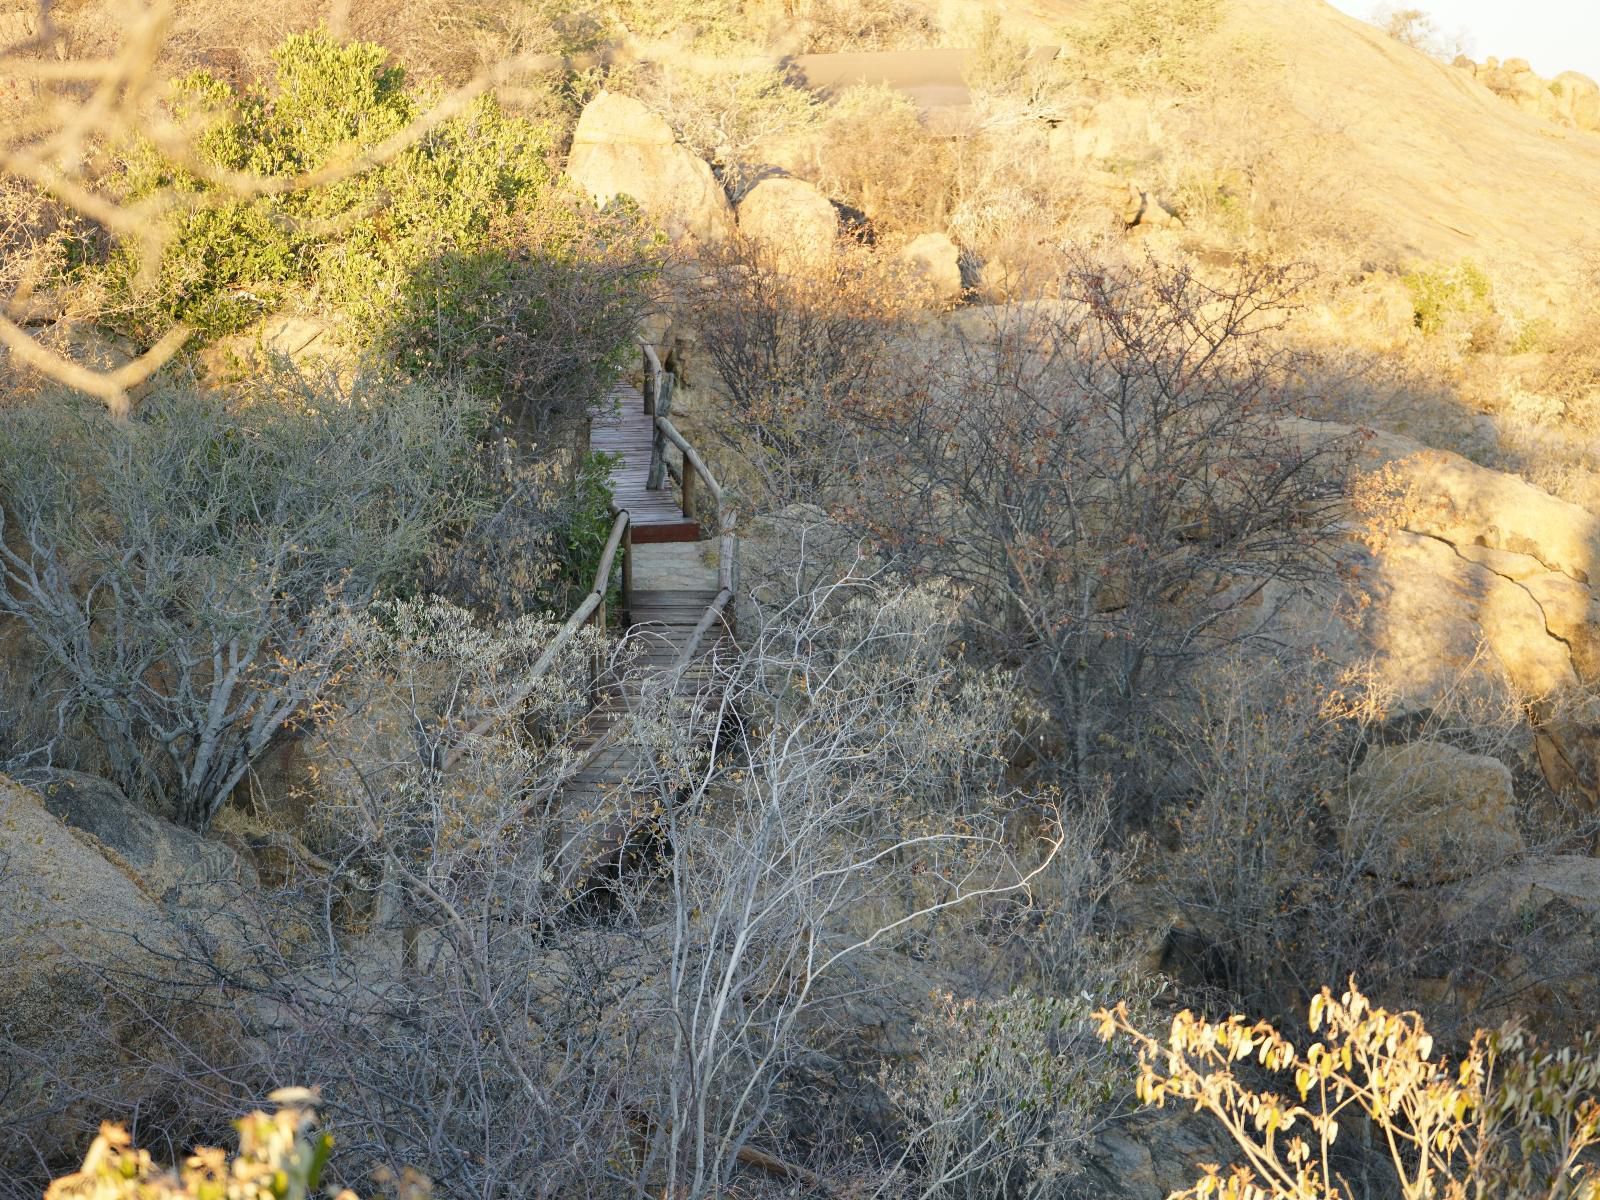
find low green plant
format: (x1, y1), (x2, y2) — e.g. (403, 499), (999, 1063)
(558, 450), (622, 609)
(1402, 258), (1494, 337)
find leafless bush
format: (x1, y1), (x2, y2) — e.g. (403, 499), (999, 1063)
(612, 577), (1062, 1197)
(0, 374), (481, 829)
(1372, 4), (1469, 62)
(691, 233), (922, 511)
(0, 574), (1105, 1199)
(844, 249), (1349, 819)
(1158, 648), (1600, 1039)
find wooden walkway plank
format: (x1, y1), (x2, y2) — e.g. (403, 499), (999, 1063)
(590, 383), (701, 543)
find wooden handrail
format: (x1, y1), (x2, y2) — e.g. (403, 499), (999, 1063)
(655, 415), (723, 507)
(674, 586), (734, 670)
(444, 506), (631, 768)
(636, 337), (740, 671)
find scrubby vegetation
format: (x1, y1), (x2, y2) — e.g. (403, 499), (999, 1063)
(10, 1), (1600, 1198)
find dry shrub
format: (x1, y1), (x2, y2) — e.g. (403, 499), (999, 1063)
(839, 251), (1346, 822)
(1063, 0), (1229, 94)
(944, 124), (1092, 274)
(794, 0), (938, 52)
(1158, 647), (1597, 1041)
(812, 84), (952, 238)
(1099, 983), (1600, 1200)
(637, 62), (818, 198)
(690, 233), (928, 512)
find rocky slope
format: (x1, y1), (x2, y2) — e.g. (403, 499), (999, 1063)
(1000, 0), (1600, 276)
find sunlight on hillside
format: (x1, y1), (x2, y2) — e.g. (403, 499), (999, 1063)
(5, 1), (1600, 1197)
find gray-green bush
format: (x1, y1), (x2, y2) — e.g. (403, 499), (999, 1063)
(0, 376), (482, 829)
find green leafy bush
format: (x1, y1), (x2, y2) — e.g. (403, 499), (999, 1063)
(383, 198), (660, 429)
(558, 451), (623, 608)
(1402, 258), (1495, 337)
(98, 30), (559, 345)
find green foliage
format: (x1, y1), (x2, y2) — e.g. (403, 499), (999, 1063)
(99, 29), (559, 346)
(1403, 258), (1494, 336)
(383, 198), (661, 428)
(557, 451), (621, 609)
(888, 990), (1136, 1197)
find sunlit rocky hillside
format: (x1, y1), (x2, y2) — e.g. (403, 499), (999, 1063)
(6, 1), (1600, 1197)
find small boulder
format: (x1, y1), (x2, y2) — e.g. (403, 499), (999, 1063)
(900, 231), (963, 304)
(567, 91), (733, 247)
(1339, 742), (1523, 883)
(736, 176), (839, 271)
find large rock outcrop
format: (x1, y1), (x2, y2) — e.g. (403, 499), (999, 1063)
(0, 775), (185, 1041)
(566, 91), (734, 246)
(1455, 56), (1600, 133)
(27, 768), (256, 907)
(735, 176), (838, 270)
(0, 774), (256, 1171)
(1279, 420), (1600, 708)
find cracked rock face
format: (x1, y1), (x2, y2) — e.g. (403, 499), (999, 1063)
(1355, 530), (1581, 706)
(1283, 421), (1600, 709)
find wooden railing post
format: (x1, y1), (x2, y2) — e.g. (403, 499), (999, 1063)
(682, 456), (697, 521)
(647, 372), (674, 491)
(642, 344), (657, 416)
(620, 520), (633, 609)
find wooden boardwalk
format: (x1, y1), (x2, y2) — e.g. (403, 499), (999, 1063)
(563, 371), (736, 829)
(590, 382), (700, 543)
